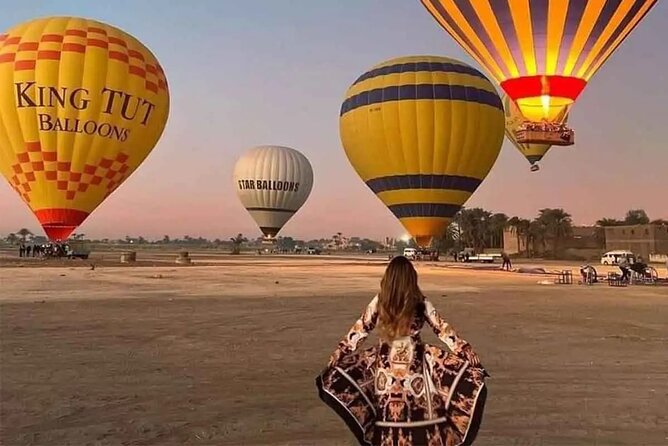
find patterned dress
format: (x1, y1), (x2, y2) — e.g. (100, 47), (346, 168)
(316, 296), (488, 446)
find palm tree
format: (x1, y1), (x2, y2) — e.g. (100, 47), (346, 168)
(454, 208), (492, 251)
(5, 233), (19, 245)
(529, 220), (547, 257)
(515, 218), (532, 257)
(596, 218), (622, 227)
(469, 208), (493, 251)
(453, 209), (470, 247)
(536, 208), (573, 257)
(506, 218), (531, 257)
(507, 217), (522, 255)
(449, 222), (461, 251)
(17, 228), (32, 243)
(433, 224), (458, 253)
(624, 209), (650, 225)
(488, 213), (509, 248)
(449, 220), (463, 252)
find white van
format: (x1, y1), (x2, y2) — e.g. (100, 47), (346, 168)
(403, 248), (417, 259)
(600, 250), (635, 265)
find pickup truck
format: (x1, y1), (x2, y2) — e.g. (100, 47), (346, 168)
(459, 251), (501, 263)
(65, 242), (91, 259)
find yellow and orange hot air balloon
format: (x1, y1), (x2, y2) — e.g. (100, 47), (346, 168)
(339, 56), (505, 247)
(0, 17), (169, 241)
(420, 0), (657, 127)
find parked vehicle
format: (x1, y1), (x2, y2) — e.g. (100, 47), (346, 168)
(600, 250), (635, 265)
(458, 248), (501, 263)
(403, 248), (417, 259)
(306, 247), (321, 255)
(464, 253), (500, 263)
(66, 241), (91, 259)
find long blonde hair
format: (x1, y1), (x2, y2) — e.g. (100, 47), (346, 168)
(377, 256), (424, 341)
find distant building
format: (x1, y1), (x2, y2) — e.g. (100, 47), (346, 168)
(502, 228), (524, 255)
(503, 225), (601, 257)
(564, 226), (600, 250)
(604, 224), (668, 259)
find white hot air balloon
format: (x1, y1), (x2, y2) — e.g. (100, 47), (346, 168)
(233, 145), (314, 240)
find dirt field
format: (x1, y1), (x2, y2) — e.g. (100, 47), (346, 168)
(1, 253), (667, 445)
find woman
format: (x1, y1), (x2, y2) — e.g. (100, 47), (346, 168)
(316, 256), (488, 446)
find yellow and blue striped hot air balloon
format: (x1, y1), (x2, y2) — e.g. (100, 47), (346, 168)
(502, 94), (569, 172)
(339, 56), (505, 247)
(420, 0), (657, 123)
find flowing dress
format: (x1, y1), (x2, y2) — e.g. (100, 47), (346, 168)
(316, 296), (488, 446)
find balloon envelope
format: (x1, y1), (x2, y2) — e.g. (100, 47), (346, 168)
(233, 145), (313, 239)
(420, 0), (657, 122)
(339, 55), (505, 247)
(0, 17), (170, 240)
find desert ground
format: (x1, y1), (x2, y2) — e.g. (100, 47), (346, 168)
(1, 251), (667, 446)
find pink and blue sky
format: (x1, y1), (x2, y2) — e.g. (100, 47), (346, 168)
(1, 0), (667, 241)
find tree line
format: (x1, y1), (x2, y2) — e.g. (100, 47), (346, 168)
(433, 208), (666, 258)
(0, 230), (384, 253)
(3, 208), (665, 256)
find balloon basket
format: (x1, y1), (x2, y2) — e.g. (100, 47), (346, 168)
(530, 165), (540, 172)
(262, 237), (277, 245)
(120, 251), (137, 263)
(176, 251), (192, 265)
(515, 127), (574, 146)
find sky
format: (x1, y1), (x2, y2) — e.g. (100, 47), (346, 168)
(1, 0), (667, 241)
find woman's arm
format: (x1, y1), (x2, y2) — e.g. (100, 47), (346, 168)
(328, 295), (379, 365)
(424, 299), (480, 365)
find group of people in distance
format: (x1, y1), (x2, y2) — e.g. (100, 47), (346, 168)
(18, 243), (69, 259)
(517, 120), (573, 143)
(518, 120), (570, 134)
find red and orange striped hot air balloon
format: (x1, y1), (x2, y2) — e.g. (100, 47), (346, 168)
(420, 0), (657, 143)
(0, 17), (169, 241)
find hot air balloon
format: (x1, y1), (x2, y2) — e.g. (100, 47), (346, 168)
(0, 17), (169, 241)
(233, 145), (313, 241)
(339, 55), (505, 248)
(420, 0), (657, 144)
(503, 94), (569, 172)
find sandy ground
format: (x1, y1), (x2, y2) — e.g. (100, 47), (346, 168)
(1, 254), (667, 446)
